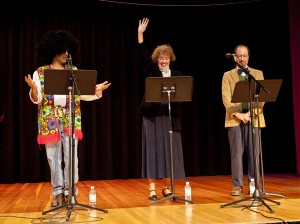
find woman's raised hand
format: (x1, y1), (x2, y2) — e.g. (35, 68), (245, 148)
(138, 18), (149, 33)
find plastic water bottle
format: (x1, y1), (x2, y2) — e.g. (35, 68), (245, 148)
(89, 186), (96, 207)
(249, 178), (255, 196)
(185, 182), (192, 204)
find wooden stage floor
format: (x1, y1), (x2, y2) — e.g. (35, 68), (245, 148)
(0, 173), (300, 223)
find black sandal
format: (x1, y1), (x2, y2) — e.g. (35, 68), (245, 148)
(148, 189), (158, 200)
(162, 187), (172, 197)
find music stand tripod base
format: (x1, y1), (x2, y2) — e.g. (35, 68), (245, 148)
(151, 193), (194, 205)
(42, 196), (108, 223)
(42, 198), (108, 214)
(220, 189), (280, 213)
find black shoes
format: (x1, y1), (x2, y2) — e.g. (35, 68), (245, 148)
(148, 187), (172, 200)
(149, 189), (158, 200)
(162, 187), (172, 197)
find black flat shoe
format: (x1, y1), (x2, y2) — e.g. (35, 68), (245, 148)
(162, 187), (172, 197)
(148, 189), (158, 200)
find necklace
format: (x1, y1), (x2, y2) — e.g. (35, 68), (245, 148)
(49, 63), (64, 70)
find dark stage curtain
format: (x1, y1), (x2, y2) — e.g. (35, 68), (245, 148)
(0, 0), (297, 183)
(289, 0), (300, 174)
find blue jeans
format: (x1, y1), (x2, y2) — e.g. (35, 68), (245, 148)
(45, 119), (78, 196)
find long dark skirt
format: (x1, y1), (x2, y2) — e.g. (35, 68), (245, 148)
(142, 116), (185, 179)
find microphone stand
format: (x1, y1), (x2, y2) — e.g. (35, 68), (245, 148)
(42, 54), (108, 221)
(239, 64), (284, 198)
(253, 76), (285, 199)
(220, 57), (280, 213)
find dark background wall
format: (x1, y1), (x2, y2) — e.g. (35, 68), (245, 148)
(0, 0), (296, 183)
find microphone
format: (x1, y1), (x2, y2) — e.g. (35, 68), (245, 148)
(225, 53), (235, 58)
(67, 53), (72, 70)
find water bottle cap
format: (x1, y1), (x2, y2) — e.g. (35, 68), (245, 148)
(186, 182), (189, 185)
(91, 186), (94, 189)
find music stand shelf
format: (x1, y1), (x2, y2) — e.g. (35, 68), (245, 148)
(145, 76), (193, 103)
(232, 79), (283, 103)
(44, 69), (97, 95)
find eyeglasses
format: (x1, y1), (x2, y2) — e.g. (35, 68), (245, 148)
(235, 54), (249, 59)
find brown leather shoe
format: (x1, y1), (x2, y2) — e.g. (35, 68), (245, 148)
(51, 193), (65, 207)
(231, 186), (243, 196)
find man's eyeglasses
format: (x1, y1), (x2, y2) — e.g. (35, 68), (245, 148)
(235, 54), (249, 59)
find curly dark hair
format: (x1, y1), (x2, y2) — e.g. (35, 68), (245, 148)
(35, 30), (79, 66)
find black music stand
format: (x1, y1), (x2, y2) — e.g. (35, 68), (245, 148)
(231, 79), (282, 104)
(44, 69), (97, 95)
(145, 76), (194, 205)
(231, 79), (285, 197)
(42, 69), (108, 220)
(220, 79), (282, 213)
